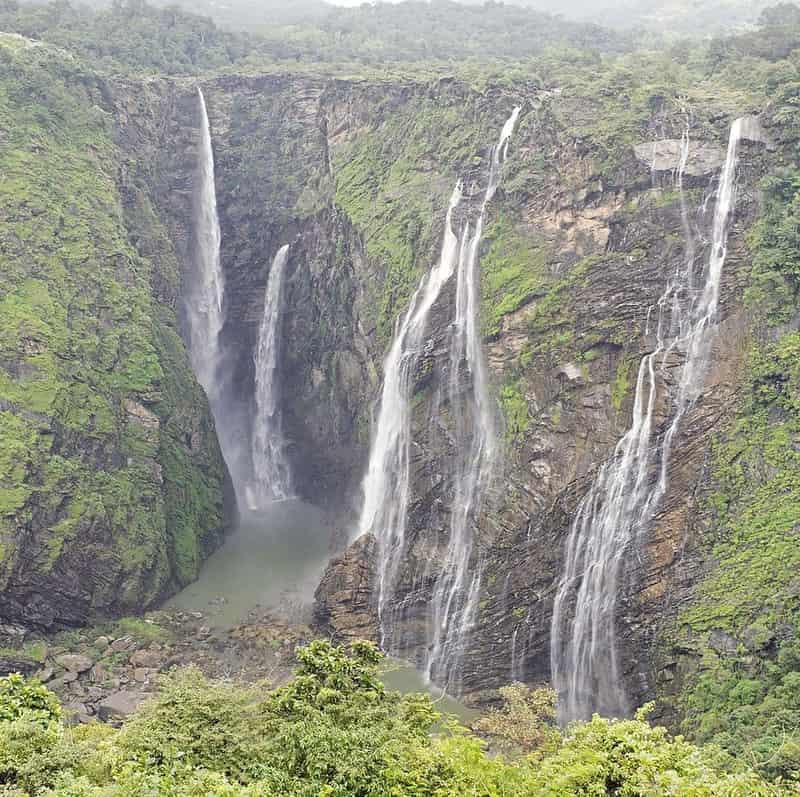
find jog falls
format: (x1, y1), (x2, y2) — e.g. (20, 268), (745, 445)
(0, 1), (798, 794)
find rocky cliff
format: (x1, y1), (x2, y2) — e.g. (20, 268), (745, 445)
(2, 28), (797, 770)
(0, 37), (229, 629)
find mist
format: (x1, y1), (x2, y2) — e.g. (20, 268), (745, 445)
(155, 0), (774, 37)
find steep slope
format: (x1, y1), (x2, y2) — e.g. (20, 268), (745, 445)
(310, 52), (778, 718)
(0, 36), (228, 629)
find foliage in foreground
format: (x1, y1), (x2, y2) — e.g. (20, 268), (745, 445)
(0, 641), (793, 797)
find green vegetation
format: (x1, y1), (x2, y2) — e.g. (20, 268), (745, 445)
(670, 331), (800, 783)
(500, 380), (531, 444)
(665, 163), (800, 785)
(480, 213), (549, 339)
(0, 674), (60, 726)
(0, 0), (628, 76)
(0, 643), (791, 796)
(0, 33), (224, 614)
(332, 97), (502, 339)
(611, 354), (635, 412)
(745, 168), (800, 322)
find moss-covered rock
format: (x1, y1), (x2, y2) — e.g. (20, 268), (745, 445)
(0, 37), (227, 629)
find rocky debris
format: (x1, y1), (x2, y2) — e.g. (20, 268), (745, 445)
(111, 636), (136, 653)
(1, 610), (312, 724)
(129, 648), (161, 669)
(97, 690), (148, 723)
(54, 653), (94, 673)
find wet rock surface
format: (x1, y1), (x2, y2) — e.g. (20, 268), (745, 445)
(313, 101), (770, 711)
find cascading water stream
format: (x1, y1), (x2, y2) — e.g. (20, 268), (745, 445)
(187, 87), (225, 405)
(356, 107), (520, 684)
(425, 107), (521, 689)
(357, 183), (464, 652)
(550, 117), (758, 723)
(249, 244), (293, 507)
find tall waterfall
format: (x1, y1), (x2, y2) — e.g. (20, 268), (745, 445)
(357, 183), (464, 651)
(357, 107), (520, 685)
(426, 107), (521, 689)
(187, 87), (225, 404)
(550, 117), (757, 723)
(249, 244), (293, 507)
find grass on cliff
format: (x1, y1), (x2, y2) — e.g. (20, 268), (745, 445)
(332, 93), (519, 342)
(0, 641), (790, 796)
(667, 167), (800, 784)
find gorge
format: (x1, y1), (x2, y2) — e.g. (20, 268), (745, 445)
(0, 0), (799, 790)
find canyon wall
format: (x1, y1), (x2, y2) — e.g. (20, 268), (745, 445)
(0, 38), (229, 629)
(2, 34), (795, 747)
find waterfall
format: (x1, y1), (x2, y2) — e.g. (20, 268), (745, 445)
(249, 244), (293, 507)
(357, 107), (520, 685)
(357, 183), (464, 652)
(187, 87), (225, 404)
(550, 117), (758, 723)
(426, 106), (521, 689)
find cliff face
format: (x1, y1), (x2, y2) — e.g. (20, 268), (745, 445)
(281, 73), (773, 713)
(103, 66), (776, 715)
(0, 38), (228, 629)
(110, 76), (379, 509)
(2, 33), (792, 750)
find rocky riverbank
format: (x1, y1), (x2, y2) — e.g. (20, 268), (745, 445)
(0, 610), (312, 725)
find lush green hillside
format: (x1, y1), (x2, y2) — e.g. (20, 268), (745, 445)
(0, 34), (226, 627)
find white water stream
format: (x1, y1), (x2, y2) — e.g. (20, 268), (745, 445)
(426, 107), (521, 689)
(187, 87), (225, 408)
(358, 108), (520, 690)
(357, 183), (464, 652)
(249, 244), (293, 507)
(550, 117), (760, 722)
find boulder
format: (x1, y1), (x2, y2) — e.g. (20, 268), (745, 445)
(129, 649), (161, 669)
(97, 690), (147, 723)
(54, 653), (94, 673)
(111, 636), (135, 653)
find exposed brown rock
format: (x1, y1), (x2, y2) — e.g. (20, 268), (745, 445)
(313, 535), (378, 643)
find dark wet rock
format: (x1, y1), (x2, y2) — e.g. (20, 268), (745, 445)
(314, 535), (378, 643)
(0, 655), (40, 677)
